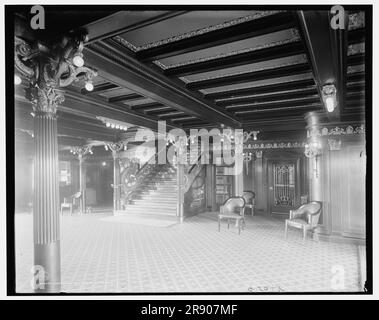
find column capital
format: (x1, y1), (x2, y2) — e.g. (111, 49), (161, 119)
(70, 145), (93, 161)
(15, 35), (97, 114)
(105, 141), (127, 158)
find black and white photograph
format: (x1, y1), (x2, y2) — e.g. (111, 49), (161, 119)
(1, 1), (376, 301)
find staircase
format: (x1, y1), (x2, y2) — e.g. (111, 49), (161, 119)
(116, 164), (178, 217)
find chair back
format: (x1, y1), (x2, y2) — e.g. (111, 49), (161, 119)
(242, 191), (255, 205)
(302, 201), (322, 227)
(222, 197), (245, 215)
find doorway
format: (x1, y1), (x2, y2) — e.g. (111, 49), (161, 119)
(267, 159), (300, 216)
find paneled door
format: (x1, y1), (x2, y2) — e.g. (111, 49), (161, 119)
(268, 159), (300, 215)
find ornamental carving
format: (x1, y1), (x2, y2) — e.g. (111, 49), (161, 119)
(348, 11), (365, 31)
(328, 139), (342, 151)
(15, 35), (97, 115)
(243, 141), (306, 150)
(105, 141), (127, 157)
(307, 125), (365, 138)
(113, 11), (283, 52)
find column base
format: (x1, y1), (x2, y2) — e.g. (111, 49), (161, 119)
(33, 241), (61, 293)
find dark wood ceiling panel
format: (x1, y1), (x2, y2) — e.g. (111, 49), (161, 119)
(164, 42), (305, 77)
(130, 102), (166, 111)
(226, 97), (321, 112)
(136, 11), (296, 61)
(215, 88), (319, 107)
(348, 28), (365, 45)
(84, 40), (240, 127)
(108, 93), (145, 103)
(203, 78), (316, 100)
(347, 53), (365, 66)
(186, 63), (311, 90)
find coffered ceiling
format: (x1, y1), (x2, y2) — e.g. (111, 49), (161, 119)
(13, 7), (368, 149)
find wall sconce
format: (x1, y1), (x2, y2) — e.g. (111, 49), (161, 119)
(322, 84), (337, 113)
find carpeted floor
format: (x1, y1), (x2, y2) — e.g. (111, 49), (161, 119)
(14, 212), (362, 293)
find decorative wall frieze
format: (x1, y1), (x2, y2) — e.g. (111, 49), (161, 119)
(307, 125), (365, 138)
(113, 11), (284, 53)
(348, 11), (365, 31)
(243, 141), (307, 150)
(328, 139), (342, 151)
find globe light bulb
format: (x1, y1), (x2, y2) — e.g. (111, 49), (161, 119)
(72, 53), (84, 67)
(14, 74), (22, 85)
(106, 122), (111, 127)
(85, 81), (94, 91)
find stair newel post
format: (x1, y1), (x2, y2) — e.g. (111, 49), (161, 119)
(105, 141), (127, 214)
(70, 146), (93, 214)
(177, 164), (185, 223)
(176, 136), (188, 223)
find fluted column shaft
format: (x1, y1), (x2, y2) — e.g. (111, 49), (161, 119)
(177, 164), (184, 223)
(79, 156), (86, 213)
(113, 153), (121, 212)
(33, 112), (61, 293)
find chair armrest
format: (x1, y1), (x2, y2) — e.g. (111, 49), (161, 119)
(290, 209), (304, 219)
(219, 205), (225, 214)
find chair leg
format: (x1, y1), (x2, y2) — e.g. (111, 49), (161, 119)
(284, 220), (288, 238)
(218, 218), (221, 232)
(238, 221), (241, 235)
(227, 219), (230, 229)
(303, 226), (307, 241)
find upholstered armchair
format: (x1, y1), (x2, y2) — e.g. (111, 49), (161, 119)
(218, 197), (246, 234)
(242, 191), (255, 215)
(60, 191), (82, 215)
(284, 201), (322, 240)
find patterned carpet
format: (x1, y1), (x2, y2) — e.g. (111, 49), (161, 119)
(14, 212), (361, 293)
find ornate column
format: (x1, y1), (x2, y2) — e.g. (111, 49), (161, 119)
(105, 142), (127, 213)
(15, 33), (97, 292)
(70, 146), (93, 213)
(304, 112), (324, 202)
(32, 94), (62, 293)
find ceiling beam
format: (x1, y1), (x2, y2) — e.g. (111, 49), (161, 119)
(348, 28), (365, 45)
(226, 97), (321, 112)
(215, 88), (319, 107)
(136, 12), (296, 62)
(64, 90), (178, 130)
(130, 102), (167, 111)
(204, 78), (316, 100)
(347, 53), (365, 66)
(296, 10), (348, 119)
(108, 93), (144, 103)
(81, 82), (118, 95)
(186, 63), (311, 90)
(83, 39), (240, 127)
(164, 41), (305, 77)
(236, 107), (321, 120)
(83, 11), (188, 44)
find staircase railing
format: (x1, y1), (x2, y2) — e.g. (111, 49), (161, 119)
(120, 145), (168, 207)
(183, 151), (207, 215)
